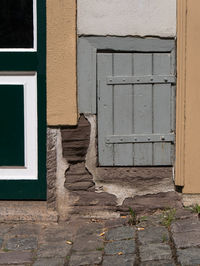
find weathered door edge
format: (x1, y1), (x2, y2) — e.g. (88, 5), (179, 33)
(175, 0), (187, 187)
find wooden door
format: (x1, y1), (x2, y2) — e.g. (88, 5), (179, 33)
(97, 52), (175, 166)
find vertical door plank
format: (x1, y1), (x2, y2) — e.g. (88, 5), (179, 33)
(113, 53), (133, 165)
(97, 53), (114, 166)
(153, 53), (172, 165)
(133, 53), (153, 165)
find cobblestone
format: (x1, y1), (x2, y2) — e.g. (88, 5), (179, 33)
(139, 243), (172, 262)
(104, 239), (135, 255)
(0, 239), (3, 249)
(72, 234), (104, 252)
(0, 251), (33, 264)
(33, 258), (65, 266)
(140, 260), (175, 266)
(171, 218), (200, 233)
(0, 211), (198, 265)
(37, 242), (71, 258)
(102, 255), (135, 266)
(138, 226), (169, 244)
(177, 247), (200, 265)
(10, 224), (40, 236)
(69, 251), (102, 266)
(6, 237), (37, 250)
(171, 219), (200, 248)
(172, 230), (200, 248)
(105, 226), (135, 241)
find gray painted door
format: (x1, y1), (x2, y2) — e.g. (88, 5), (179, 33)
(97, 52), (175, 166)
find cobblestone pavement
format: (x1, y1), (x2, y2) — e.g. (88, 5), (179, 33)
(0, 208), (200, 265)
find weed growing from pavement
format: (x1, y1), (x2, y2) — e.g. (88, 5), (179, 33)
(161, 208), (176, 228)
(191, 204), (200, 215)
(128, 207), (137, 225)
(138, 216), (148, 222)
(184, 204), (200, 218)
(96, 247), (104, 251)
(162, 233), (168, 243)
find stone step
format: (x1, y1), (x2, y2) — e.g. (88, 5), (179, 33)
(119, 191), (183, 215)
(0, 201), (58, 222)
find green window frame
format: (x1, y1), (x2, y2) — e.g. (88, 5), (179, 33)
(0, 0), (46, 199)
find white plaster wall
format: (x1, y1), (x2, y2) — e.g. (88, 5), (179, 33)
(77, 0), (176, 37)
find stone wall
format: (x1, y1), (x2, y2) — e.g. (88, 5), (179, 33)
(58, 115), (180, 219)
(47, 128), (57, 210)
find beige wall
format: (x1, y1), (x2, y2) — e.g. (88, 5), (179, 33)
(47, 0), (77, 126)
(176, 0), (200, 193)
(184, 0), (200, 193)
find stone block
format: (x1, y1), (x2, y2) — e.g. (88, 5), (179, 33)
(61, 115), (91, 163)
(37, 243), (71, 258)
(175, 208), (197, 220)
(47, 128), (57, 209)
(33, 258), (65, 266)
(139, 243), (172, 262)
(121, 192), (182, 214)
(104, 218), (129, 228)
(102, 255), (135, 266)
(73, 191), (117, 206)
(0, 239), (3, 248)
(6, 237), (37, 251)
(105, 226), (135, 241)
(177, 247), (200, 265)
(76, 222), (103, 237)
(138, 226), (169, 245)
(141, 260), (175, 266)
(172, 231), (200, 249)
(69, 251), (102, 266)
(0, 251), (33, 264)
(10, 224), (40, 236)
(66, 181), (95, 191)
(72, 234), (104, 252)
(171, 218), (200, 233)
(104, 239), (135, 255)
(41, 224), (74, 242)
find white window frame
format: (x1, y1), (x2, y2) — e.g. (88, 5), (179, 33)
(0, 0), (37, 52)
(0, 72), (38, 180)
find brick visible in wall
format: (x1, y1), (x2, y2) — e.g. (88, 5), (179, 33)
(61, 115), (91, 163)
(65, 162), (95, 192)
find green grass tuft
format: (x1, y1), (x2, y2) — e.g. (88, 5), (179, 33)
(128, 207), (137, 225)
(161, 208), (176, 228)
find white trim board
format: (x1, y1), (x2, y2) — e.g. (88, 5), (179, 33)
(0, 73), (38, 180)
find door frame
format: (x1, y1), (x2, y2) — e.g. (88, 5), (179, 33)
(176, 0), (187, 187)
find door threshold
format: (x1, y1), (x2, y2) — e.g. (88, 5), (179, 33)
(0, 201), (58, 222)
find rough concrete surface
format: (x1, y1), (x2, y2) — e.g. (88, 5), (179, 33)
(77, 0), (176, 36)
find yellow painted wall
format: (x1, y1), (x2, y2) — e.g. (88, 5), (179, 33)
(177, 0), (200, 193)
(47, 0), (77, 126)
